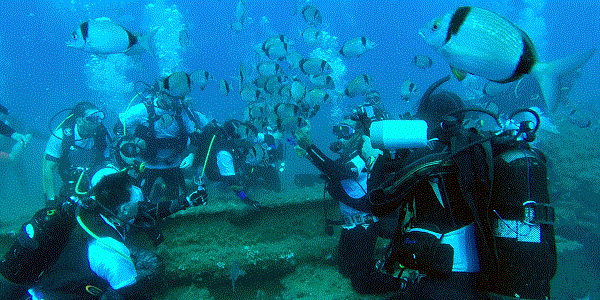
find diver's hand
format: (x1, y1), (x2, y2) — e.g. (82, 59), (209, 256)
(187, 186), (208, 207)
(180, 153), (194, 169)
(11, 132), (31, 146)
(294, 145), (308, 157)
(294, 127), (312, 150)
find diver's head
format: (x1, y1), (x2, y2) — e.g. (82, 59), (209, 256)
(416, 90), (464, 136)
(73, 101), (104, 138)
(162, 71), (191, 97)
(330, 118), (363, 157)
(91, 169), (143, 223)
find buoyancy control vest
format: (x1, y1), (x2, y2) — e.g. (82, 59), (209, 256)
(58, 124), (110, 195)
(134, 101), (188, 164)
(369, 127), (556, 299)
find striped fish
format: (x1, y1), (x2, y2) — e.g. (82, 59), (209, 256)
(419, 6), (595, 110)
(68, 18), (156, 55)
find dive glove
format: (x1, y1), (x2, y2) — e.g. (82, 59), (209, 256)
(187, 186), (208, 207)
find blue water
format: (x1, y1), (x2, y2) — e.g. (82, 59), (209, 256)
(0, 0), (596, 218)
(0, 1), (598, 297)
(0, 0), (596, 226)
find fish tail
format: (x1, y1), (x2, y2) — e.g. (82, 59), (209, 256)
(138, 27), (159, 54)
(532, 48), (596, 111)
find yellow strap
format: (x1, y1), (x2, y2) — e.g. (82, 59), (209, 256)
(200, 134), (217, 178)
(76, 213), (134, 264)
(55, 113), (74, 131)
(75, 170), (88, 195)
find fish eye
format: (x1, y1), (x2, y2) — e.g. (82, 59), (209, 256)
(72, 31), (77, 39)
(432, 21), (440, 31)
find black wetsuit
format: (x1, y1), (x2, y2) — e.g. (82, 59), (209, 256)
(0, 122), (15, 138)
(304, 144), (404, 295)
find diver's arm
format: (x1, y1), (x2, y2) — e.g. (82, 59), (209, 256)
(305, 144), (355, 179)
(42, 158), (58, 202)
(0, 122), (15, 138)
(142, 188), (208, 220)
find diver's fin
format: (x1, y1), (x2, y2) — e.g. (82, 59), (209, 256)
(532, 48), (596, 111)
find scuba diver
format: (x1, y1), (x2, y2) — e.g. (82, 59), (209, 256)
(293, 104), (407, 295)
(368, 76), (556, 299)
(194, 119), (269, 210)
(118, 71), (205, 203)
(43, 101), (112, 207)
(0, 166), (207, 300)
(244, 128), (284, 193)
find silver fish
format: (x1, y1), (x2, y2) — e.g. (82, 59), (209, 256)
(412, 55), (433, 69)
(309, 74), (335, 90)
(305, 88), (331, 107)
(220, 79), (230, 96)
(419, 6), (596, 110)
(178, 29), (190, 49)
(300, 5), (322, 26)
(400, 80), (418, 101)
(290, 78), (306, 102)
(264, 42), (289, 61)
(339, 37), (376, 58)
(299, 58), (332, 75)
(262, 35), (292, 52)
(301, 27), (321, 45)
(285, 51), (303, 70)
(190, 70), (214, 91)
(68, 17), (157, 55)
(257, 62), (282, 77)
(345, 74), (374, 98)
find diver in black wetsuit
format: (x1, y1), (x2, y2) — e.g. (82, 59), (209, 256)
(368, 76), (557, 299)
(294, 108), (406, 295)
(0, 167), (207, 299)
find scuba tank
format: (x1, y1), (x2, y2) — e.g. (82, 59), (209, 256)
(488, 144), (556, 299)
(0, 204), (76, 285)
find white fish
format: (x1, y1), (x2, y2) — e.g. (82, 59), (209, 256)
(240, 87), (262, 103)
(345, 74), (374, 98)
(309, 74), (335, 90)
(298, 58), (332, 75)
(412, 55), (433, 69)
(339, 37), (376, 58)
(230, 21), (244, 32)
(419, 6), (596, 110)
(68, 18), (157, 55)
(300, 5), (322, 26)
(262, 35), (292, 52)
(400, 80), (418, 101)
(290, 78), (306, 102)
(220, 79), (231, 96)
(264, 42), (289, 61)
(257, 62), (282, 77)
(285, 51), (303, 69)
(301, 27), (322, 45)
(190, 70), (214, 91)
(234, 0), (247, 22)
(305, 88), (331, 106)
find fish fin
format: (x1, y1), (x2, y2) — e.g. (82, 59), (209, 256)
(532, 48), (596, 111)
(451, 67), (467, 81)
(135, 26), (159, 55)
